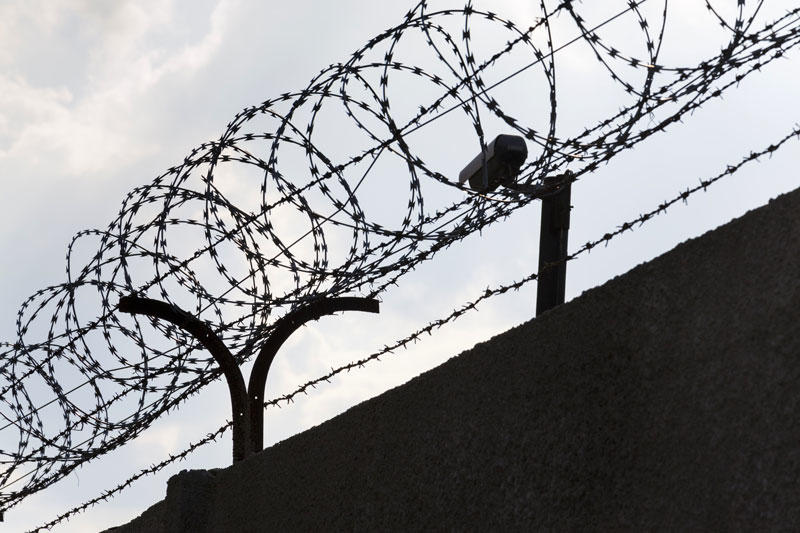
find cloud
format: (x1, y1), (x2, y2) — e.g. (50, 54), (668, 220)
(0, 0), (235, 179)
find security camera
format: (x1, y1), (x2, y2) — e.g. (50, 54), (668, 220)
(458, 134), (528, 192)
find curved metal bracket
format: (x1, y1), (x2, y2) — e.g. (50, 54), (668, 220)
(247, 297), (380, 452)
(118, 295), (379, 462)
(119, 296), (252, 462)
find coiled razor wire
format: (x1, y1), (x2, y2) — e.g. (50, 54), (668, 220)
(2, 0), (800, 516)
(30, 122), (800, 533)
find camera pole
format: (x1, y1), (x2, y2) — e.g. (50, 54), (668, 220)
(536, 174), (572, 316)
(457, 134), (572, 316)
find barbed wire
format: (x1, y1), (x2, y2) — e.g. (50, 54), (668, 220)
(3, 0), (800, 518)
(28, 422), (232, 533)
(29, 121), (800, 532)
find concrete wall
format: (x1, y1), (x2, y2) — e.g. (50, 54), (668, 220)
(109, 187), (800, 532)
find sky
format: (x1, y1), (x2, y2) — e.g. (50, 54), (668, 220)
(0, 1), (798, 531)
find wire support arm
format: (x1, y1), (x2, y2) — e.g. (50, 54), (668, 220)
(247, 297), (380, 452)
(118, 295), (379, 462)
(118, 295), (252, 462)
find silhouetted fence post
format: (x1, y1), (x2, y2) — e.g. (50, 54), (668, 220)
(119, 295), (379, 462)
(536, 175), (572, 316)
(458, 135), (574, 316)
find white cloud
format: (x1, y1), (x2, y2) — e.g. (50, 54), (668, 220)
(131, 423), (184, 458)
(0, 0), (235, 179)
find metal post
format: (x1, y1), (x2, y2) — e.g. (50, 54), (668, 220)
(536, 175), (572, 316)
(118, 295), (379, 462)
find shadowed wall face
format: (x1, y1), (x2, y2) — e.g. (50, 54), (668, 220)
(112, 186), (800, 532)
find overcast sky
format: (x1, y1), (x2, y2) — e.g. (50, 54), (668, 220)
(1, 1), (798, 531)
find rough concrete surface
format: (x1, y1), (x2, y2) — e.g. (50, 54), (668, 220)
(108, 187), (800, 532)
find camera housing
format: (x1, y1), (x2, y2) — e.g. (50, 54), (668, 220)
(458, 134), (528, 192)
